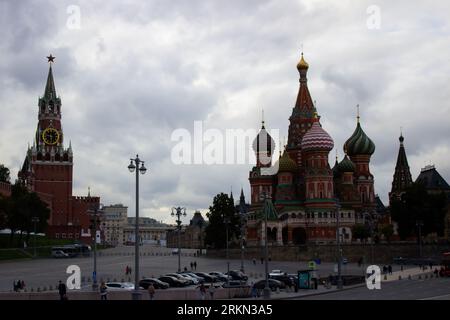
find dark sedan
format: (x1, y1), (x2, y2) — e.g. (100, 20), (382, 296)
(139, 278), (169, 290)
(209, 272), (228, 282)
(253, 279), (286, 291)
(194, 272), (218, 283)
(158, 276), (189, 287)
(226, 270), (248, 281)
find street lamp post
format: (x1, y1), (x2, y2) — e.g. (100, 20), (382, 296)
(336, 203), (343, 290)
(88, 202), (103, 291)
(31, 217), (39, 258)
(171, 207), (186, 272)
(239, 211), (246, 273)
(128, 154), (147, 300)
(416, 220), (423, 258)
(259, 192), (271, 300)
(224, 216), (230, 286)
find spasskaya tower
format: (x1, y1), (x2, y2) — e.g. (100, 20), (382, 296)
(19, 55), (100, 241)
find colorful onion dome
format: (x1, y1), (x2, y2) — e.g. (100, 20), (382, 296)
(297, 52), (309, 71)
(337, 155), (356, 173)
(344, 121), (375, 156)
(301, 120), (334, 152)
(277, 150), (297, 173)
(332, 157), (340, 177)
(252, 121), (275, 155)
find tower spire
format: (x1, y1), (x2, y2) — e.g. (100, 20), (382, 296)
(44, 55), (57, 100)
(390, 132), (413, 202)
(261, 109), (265, 128)
(356, 104), (360, 123)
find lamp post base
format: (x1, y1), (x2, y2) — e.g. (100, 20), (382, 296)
(131, 290), (142, 300)
(263, 287), (271, 299)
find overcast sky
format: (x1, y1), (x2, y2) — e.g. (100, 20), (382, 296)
(1, 0), (449, 224)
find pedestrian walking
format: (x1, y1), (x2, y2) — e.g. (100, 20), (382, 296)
(58, 280), (67, 301)
(251, 283), (258, 298)
(388, 265), (393, 275)
(208, 283), (215, 300)
(190, 262), (194, 270)
(260, 257), (264, 264)
(148, 283), (156, 300)
(252, 258), (256, 265)
(100, 282), (108, 300)
(194, 261), (197, 270)
(401, 265), (404, 272)
(20, 280), (25, 291)
(199, 283), (206, 300)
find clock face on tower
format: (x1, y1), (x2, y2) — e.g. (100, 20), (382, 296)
(42, 127), (60, 145)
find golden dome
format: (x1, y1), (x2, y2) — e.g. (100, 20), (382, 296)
(297, 53), (309, 71)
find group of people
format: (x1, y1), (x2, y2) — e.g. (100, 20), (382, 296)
(382, 265), (393, 275)
(198, 283), (215, 300)
(190, 261), (198, 270)
(125, 265), (133, 275)
(252, 257), (272, 265)
(13, 280), (25, 292)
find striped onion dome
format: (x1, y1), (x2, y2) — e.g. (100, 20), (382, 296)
(252, 122), (275, 155)
(301, 121), (334, 151)
(344, 122), (375, 156)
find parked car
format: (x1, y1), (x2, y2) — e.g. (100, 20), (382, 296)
(209, 272), (228, 282)
(139, 278), (169, 290)
(171, 248), (179, 255)
(51, 250), (69, 258)
(269, 270), (284, 276)
(158, 276), (189, 287)
(182, 272), (206, 283)
(253, 279), (286, 291)
(194, 272), (218, 283)
(176, 273), (199, 285)
(104, 282), (135, 291)
(165, 273), (194, 285)
(342, 258), (348, 265)
(269, 273), (295, 286)
(226, 270), (248, 281)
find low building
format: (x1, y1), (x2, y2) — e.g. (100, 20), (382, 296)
(166, 210), (206, 249)
(123, 217), (171, 246)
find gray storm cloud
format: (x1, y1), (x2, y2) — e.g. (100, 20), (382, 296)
(0, 0), (449, 223)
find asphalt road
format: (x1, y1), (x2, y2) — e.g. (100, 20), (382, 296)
(298, 278), (450, 300)
(0, 245), (383, 292)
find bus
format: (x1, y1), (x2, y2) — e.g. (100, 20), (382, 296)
(51, 244), (91, 258)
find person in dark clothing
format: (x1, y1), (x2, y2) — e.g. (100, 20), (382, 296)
(260, 257), (264, 264)
(58, 280), (67, 300)
(388, 265), (393, 275)
(194, 261), (197, 270)
(190, 262), (194, 270)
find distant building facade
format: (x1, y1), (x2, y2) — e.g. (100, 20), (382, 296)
(167, 210), (206, 249)
(102, 204), (128, 246)
(124, 217), (170, 246)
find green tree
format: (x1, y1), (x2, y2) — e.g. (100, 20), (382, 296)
(7, 184), (50, 246)
(204, 193), (241, 249)
(352, 224), (371, 240)
(391, 183), (447, 240)
(0, 164), (10, 183)
(380, 224), (394, 243)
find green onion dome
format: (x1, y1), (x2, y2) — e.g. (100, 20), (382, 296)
(277, 150), (297, 173)
(344, 121), (375, 156)
(337, 155), (356, 173)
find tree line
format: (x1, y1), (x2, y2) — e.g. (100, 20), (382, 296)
(0, 164), (50, 247)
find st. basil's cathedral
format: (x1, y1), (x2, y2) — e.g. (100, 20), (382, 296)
(246, 53), (378, 246)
